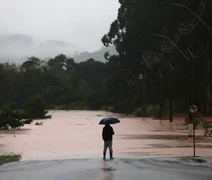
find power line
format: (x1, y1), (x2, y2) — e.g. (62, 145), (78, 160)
(141, 0), (210, 78)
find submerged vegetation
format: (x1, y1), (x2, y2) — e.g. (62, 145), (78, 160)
(0, 154), (21, 165)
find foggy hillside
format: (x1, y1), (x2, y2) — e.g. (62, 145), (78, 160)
(73, 46), (117, 62)
(0, 33), (82, 63)
(0, 33), (117, 63)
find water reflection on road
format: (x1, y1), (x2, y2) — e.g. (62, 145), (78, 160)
(99, 160), (118, 180)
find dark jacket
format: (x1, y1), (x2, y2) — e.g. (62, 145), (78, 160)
(102, 125), (114, 141)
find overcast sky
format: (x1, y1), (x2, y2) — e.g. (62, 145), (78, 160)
(0, 0), (120, 52)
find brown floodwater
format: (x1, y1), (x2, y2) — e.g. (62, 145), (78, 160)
(0, 110), (212, 160)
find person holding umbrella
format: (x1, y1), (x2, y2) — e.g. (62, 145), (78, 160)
(99, 117), (120, 160)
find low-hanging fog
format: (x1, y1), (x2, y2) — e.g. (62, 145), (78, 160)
(0, 0), (119, 63)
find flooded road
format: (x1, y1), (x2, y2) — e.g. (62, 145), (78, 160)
(0, 110), (212, 160)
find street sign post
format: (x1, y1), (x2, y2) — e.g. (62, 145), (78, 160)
(189, 104), (198, 157)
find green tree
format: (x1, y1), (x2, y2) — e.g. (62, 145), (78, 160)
(101, 0), (212, 115)
(24, 95), (48, 119)
(0, 103), (32, 130)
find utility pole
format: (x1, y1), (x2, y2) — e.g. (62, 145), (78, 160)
(143, 68), (147, 117)
(169, 95), (173, 130)
(205, 41), (211, 115)
(188, 54), (194, 139)
(168, 57), (173, 130)
(159, 64), (164, 123)
(188, 46), (196, 157)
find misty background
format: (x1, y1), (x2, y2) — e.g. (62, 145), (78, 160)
(0, 0), (119, 63)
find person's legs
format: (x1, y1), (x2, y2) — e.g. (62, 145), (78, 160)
(103, 141), (108, 160)
(108, 141), (114, 159)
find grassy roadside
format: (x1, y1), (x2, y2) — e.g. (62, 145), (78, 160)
(0, 154), (21, 165)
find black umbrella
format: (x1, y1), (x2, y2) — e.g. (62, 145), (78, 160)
(99, 117), (120, 125)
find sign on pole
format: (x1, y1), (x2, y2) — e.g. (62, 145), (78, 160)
(189, 104), (198, 114)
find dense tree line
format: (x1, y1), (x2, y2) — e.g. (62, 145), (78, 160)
(1, 0), (212, 129)
(0, 55), (111, 129)
(0, 55), (109, 109)
(102, 0), (212, 117)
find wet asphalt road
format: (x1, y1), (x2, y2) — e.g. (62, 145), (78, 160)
(1, 158), (212, 180)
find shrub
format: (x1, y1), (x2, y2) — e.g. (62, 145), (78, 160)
(201, 120), (212, 136)
(24, 95), (49, 119)
(107, 106), (114, 112)
(134, 106), (148, 117)
(134, 103), (170, 119)
(55, 105), (67, 110)
(0, 103), (32, 129)
(69, 102), (85, 110)
(147, 105), (160, 119)
(134, 107), (143, 117)
(184, 116), (201, 129)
